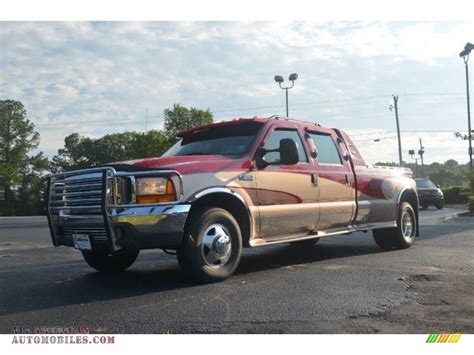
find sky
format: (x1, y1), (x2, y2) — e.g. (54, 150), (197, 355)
(1, 21), (473, 164)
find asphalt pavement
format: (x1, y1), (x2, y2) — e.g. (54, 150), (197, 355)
(0, 206), (473, 333)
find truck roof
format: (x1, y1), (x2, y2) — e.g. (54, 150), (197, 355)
(177, 116), (322, 137)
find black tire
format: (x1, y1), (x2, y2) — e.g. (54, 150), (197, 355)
(436, 201), (444, 209)
(373, 202), (417, 250)
(82, 250), (139, 272)
(289, 237), (320, 247)
(177, 207), (242, 283)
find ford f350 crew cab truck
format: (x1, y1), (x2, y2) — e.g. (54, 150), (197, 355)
(46, 116), (419, 283)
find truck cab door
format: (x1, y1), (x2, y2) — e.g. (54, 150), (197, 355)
(254, 128), (319, 238)
(306, 130), (356, 230)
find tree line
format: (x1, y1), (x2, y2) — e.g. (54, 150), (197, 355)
(1, 99), (473, 216)
(0, 100), (212, 215)
(375, 160), (472, 188)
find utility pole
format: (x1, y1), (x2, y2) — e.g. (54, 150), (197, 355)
(418, 138), (425, 178)
(464, 55), (473, 170)
(390, 95), (403, 166)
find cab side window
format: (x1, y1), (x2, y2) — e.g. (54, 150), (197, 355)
(263, 129), (308, 165)
(308, 132), (342, 165)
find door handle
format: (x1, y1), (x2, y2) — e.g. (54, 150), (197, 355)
(311, 173), (319, 187)
(345, 174), (353, 186)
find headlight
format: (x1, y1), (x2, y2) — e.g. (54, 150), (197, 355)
(135, 177), (176, 203)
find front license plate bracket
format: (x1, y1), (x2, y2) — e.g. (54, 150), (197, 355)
(72, 234), (92, 250)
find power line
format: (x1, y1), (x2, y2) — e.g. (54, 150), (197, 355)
(212, 95), (391, 114)
(33, 96), (390, 128)
(30, 92), (471, 130)
(34, 115), (163, 128)
(399, 92), (464, 96)
(349, 130), (466, 136)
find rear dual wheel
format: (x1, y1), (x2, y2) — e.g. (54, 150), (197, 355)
(373, 202), (417, 250)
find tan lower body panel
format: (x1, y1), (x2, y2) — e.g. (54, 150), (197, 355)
(256, 203), (319, 238)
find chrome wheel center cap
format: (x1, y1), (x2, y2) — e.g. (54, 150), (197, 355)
(214, 234), (231, 256)
(202, 223), (233, 268)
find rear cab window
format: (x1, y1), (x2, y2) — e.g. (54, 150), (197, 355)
(307, 132), (343, 165)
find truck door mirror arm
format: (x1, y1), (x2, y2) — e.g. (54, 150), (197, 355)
(255, 147), (269, 169)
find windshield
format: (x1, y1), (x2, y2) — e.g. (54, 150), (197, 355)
(163, 121), (263, 158)
(416, 179), (437, 189)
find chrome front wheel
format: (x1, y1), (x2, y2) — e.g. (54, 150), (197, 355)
(201, 223), (233, 268)
(177, 207), (242, 283)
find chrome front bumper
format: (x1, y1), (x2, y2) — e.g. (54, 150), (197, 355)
(46, 167), (191, 252)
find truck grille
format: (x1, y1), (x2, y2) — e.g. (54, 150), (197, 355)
(48, 170), (113, 247)
(49, 173), (104, 216)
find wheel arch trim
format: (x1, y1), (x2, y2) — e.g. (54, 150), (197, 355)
(186, 187), (254, 246)
(188, 187), (247, 205)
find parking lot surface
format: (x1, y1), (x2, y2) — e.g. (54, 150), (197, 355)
(0, 206), (473, 333)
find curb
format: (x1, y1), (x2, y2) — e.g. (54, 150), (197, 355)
(443, 215), (474, 224)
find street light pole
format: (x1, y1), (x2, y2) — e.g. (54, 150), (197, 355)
(274, 73), (298, 117)
(460, 42), (474, 170)
(408, 149), (419, 178)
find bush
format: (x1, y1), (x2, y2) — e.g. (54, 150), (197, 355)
(468, 195), (474, 212)
(443, 186), (470, 204)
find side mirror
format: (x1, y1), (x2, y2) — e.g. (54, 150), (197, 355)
(254, 138), (299, 169)
(279, 138), (299, 165)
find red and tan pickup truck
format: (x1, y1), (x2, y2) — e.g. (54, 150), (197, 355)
(46, 116), (419, 282)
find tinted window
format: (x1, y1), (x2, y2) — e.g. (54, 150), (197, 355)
(263, 129), (307, 164)
(309, 132), (342, 165)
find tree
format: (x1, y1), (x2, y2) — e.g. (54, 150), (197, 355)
(0, 100), (48, 215)
(51, 104), (214, 172)
(128, 130), (169, 159)
(51, 130), (169, 172)
(16, 152), (50, 215)
(376, 159), (469, 188)
(163, 104), (213, 144)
